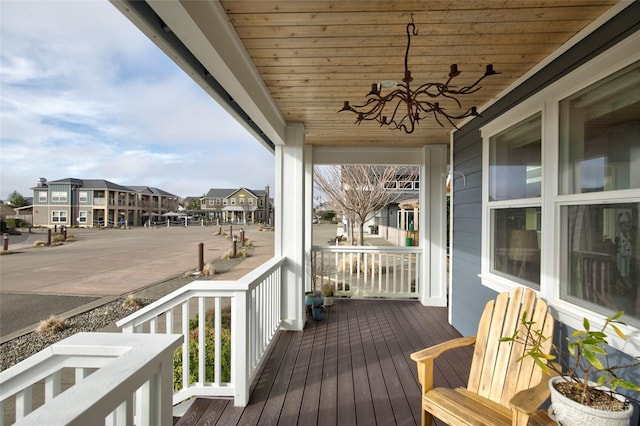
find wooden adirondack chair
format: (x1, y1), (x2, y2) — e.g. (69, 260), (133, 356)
(410, 287), (556, 426)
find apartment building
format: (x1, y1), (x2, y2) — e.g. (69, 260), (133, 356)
(31, 177), (179, 227)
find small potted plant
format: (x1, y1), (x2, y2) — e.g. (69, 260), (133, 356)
(322, 284), (335, 307)
(502, 311), (640, 425)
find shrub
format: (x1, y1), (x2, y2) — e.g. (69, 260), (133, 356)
(122, 295), (146, 309)
(173, 307), (232, 390)
(202, 263), (216, 276)
(37, 315), (67, 334)
(33, 241), (46, 247)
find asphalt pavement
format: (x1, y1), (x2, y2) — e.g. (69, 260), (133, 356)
(0, 224), (275, 341)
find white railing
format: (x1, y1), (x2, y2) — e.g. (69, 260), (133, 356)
(311, 246), (421, 298)
(116, 256), (285, 407)
(0, 332), (181, 426)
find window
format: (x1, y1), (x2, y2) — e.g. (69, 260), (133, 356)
(558, 61), (640, 326)
(231, 198), (236, 205)
(479, 36), (640, 349)
(239, 197), (244, 205)
(216, 198), (221, 205)
(78, 210), (88, 223)
(248, 198), (254, 205)
(209, 199), (215, 206)
(486, 112), (542, 289)
(38, 192), (47, 203)
(52, 210), (67, 223)
(79, 191), (88, 203)
(52, 191), (67, 202)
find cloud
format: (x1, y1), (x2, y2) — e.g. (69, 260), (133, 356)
(0, 0), (274, 200)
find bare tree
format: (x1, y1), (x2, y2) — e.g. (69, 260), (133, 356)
(314, 165), (417, 245)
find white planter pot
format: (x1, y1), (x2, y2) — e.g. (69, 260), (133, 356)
(323, 296), (334, 306)
(548, 376), (634, 426)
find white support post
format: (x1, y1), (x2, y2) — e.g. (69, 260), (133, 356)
(232, 290), (249, 406)
(419, 145), (448, 306)
(275, 123), (306, 331)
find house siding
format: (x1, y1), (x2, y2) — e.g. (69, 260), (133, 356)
(451, 3), (639, 417)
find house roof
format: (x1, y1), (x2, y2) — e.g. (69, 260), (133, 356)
(204, 188), (266, 198)
(35, 178), (177, 197)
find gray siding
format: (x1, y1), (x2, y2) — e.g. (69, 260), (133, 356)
(450, 3), (639, 418)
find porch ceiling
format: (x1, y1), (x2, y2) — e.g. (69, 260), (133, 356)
(118, 1), (619, 149)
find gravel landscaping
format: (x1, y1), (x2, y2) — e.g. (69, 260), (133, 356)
(0, 297), (152, 371)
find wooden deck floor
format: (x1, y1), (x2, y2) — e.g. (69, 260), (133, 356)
(175, 299), (473, 426)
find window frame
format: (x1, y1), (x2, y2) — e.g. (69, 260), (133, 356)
(51, 210), (68, 223)
(51, 191), (68, 203)
(478, 33), (640, 357)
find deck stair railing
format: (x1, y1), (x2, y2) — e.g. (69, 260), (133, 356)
(116, 256), (285, 407)
(311, 246), (421, 298)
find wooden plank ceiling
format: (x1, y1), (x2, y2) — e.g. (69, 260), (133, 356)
(220, 0), (618, 147)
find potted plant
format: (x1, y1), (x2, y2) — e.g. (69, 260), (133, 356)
(322, 284), (335, 306)
(502, 310), (640, 425)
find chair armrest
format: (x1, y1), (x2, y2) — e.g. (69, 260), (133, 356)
(410, 336), (476, 363)
(509, 362), (561, 414)
(410, 336), (476, 394)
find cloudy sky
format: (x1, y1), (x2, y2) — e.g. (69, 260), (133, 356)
(0, 0), (275, 201)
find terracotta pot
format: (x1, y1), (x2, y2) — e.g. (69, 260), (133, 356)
(548, 376), (634, 426)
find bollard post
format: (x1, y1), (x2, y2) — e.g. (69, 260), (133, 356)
(229, 225), (233, 239)
(2, 233), (8, 251)
(54, 224), (57, 233)
(47, 229), (52, 246)
(198, 242), (204, 272)
(218, 225), (222, 235)
(232, 236), (237, 258)
(62, 226), (67, 241)
(240, 229), (245, 247)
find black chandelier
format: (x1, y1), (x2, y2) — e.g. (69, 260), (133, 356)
(338, 16), (499, 134)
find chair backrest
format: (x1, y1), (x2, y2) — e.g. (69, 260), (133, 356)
(467, 287), (554, 408)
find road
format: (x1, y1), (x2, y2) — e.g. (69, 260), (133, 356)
(0, 224), (274, 339)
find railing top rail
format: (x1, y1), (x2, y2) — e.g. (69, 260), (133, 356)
(0, 333), (182, 404)
(116, 256), (285, 328)
(312, 245), (421, 253)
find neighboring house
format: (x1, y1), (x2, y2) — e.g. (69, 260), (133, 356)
(31, 178), (179, 227)
(200, 186), (271, 224)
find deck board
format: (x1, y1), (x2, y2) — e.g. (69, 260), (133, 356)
(178, 299), (470, 425)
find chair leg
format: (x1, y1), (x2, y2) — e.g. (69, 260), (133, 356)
(422, 409), (433, 426)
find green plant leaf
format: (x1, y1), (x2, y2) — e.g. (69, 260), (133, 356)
(611, 311), (624, 320)
(583, 350), (604, 370)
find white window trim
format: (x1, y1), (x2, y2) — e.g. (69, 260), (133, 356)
(478, 32), (640, 357)
(38, 192), (47, 203)
(51, 210), (68, 223)
(78, 210), (88, 223)
(51, 191), (68, 203)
